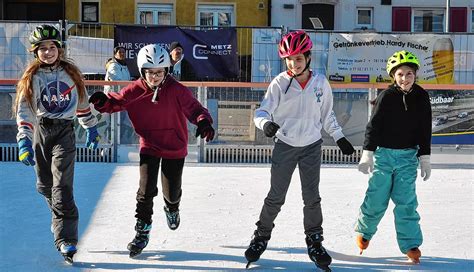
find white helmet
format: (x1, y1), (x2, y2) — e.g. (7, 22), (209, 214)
(137, 44), (171, 77)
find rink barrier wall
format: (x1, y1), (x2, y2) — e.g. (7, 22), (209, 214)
(204, 144), (363, 164)
(0, 143), (114, 163)
(1, 80), (473, 164)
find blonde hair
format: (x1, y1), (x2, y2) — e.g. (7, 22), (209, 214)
(13, 47), (87, 117)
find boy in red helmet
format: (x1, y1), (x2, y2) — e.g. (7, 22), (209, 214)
(244, 30), (355, 271)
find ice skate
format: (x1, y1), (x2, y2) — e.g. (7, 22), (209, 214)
(356, 234), (370, 255)
(127, 219), (152, 258)
(306, 233), (332, 271)
(59, 242), (77, 265)
(406, 247), (421, 264)
(164, 206), (180, 230)
(244, 230), (270, 269)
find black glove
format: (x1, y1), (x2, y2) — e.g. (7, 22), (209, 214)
(336, 137), (355, 155)
(263, 121), (280, 137)
(195, 119), (215, 142)
(88, 92), (108, 108)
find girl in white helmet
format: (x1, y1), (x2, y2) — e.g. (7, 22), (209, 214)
(89, 44), (214, 258)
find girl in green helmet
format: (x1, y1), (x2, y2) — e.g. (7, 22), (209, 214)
(355, 50), (432, 264)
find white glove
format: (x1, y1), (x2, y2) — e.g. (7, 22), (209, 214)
(358, 150), (374, 174)
(419, 155), (431, 181)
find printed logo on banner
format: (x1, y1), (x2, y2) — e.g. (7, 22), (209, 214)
(351, 74), (370, 82)
(329, 74), (345, 82)
(192, 44), (233, 60)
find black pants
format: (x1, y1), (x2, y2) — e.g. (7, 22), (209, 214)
(34, 117), (78, 249)
(135, 153), (184, 224)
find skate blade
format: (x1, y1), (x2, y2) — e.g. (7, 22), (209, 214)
(63, 256), (74, 265)
(245, 261), (252, 269)
(129, 251), (142, 258)
(408, 257), (420, 264)
(316, 265), (332, 272)
(359, 248), (364, 255)
(316, 264), (332, 272)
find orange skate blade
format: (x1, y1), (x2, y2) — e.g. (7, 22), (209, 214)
(408, 256), (420, 264)
(356, 235), (369, 255)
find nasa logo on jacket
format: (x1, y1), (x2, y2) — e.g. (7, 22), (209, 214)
(40, 80), (74, 113)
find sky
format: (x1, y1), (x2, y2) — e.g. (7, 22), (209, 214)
(0, 161), (472, 272)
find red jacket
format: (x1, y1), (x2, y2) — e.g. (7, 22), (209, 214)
(96, 77), (212, 159)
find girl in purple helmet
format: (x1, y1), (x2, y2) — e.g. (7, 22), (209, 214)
(244, 30), (355, 271)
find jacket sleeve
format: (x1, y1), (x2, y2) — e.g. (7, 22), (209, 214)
(319, 76), (344, 141)
(16, 92), (37, 142)
(177, 86), (212, 125)
(417, 89), (432, 156)
(76, 95), (98, 129)
(363, 91), (386, 151)
(254, 79), (281, 131)
(106, 62), (122, 81)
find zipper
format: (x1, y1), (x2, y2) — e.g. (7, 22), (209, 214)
(402, 93), (407, 111)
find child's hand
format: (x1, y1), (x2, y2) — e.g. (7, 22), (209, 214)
(18, 138), (35, 166)
(358, 150), (374, 174)
(89, 92), (108, 108)
(263, 121), (280, 137)
(419, 155), (431, 181)
(85, 126), (101, 149)
(336, 137), (355, 155)
(195, 119), (215, 142)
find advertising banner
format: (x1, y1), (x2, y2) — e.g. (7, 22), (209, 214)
(115, 26), (239, 80)
(430, 90), (474, 144)
(327, 33), (455, 84)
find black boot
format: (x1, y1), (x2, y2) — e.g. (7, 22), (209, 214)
(127, 219), (152, 258)
(306, 233), (332, 270)
(245, 230), (270, 268)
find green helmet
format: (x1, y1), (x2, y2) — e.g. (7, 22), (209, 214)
(386, 50), (420, 76)
(29, 24), (61, 48)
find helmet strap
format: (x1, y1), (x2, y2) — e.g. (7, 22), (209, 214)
(150, 74), (170, 103)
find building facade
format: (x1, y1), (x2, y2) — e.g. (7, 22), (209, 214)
(271, 0), (474, 32)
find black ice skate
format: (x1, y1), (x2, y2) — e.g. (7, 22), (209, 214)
(164, 206), (180, 230)
(59, 242), (77, 265)
(306, 233), (332, 272)
(127, 219), (152, 258)
(244, 230), (270, 269)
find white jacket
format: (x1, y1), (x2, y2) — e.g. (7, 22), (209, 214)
(104, 59), (131, 93)
(254, 71), (344, 147)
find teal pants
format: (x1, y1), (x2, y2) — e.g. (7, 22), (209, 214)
(355, 147), (422, 254)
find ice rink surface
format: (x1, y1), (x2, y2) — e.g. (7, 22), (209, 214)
(0, 158), (472, 271)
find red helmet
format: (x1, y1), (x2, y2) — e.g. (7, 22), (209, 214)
(278, 30), (313, 58)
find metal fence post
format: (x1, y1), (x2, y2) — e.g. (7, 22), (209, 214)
(367, 87), (377, 120)
(197, 85), (205, 162)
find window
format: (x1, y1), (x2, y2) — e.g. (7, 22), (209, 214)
(198, 4), (234, 27)
(413, 9), (444, 32)
(81, 2), (99, 23)
(472, 9), (474, 32)
(356, 8), (373, 29)
(137, 4), (173, 25)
